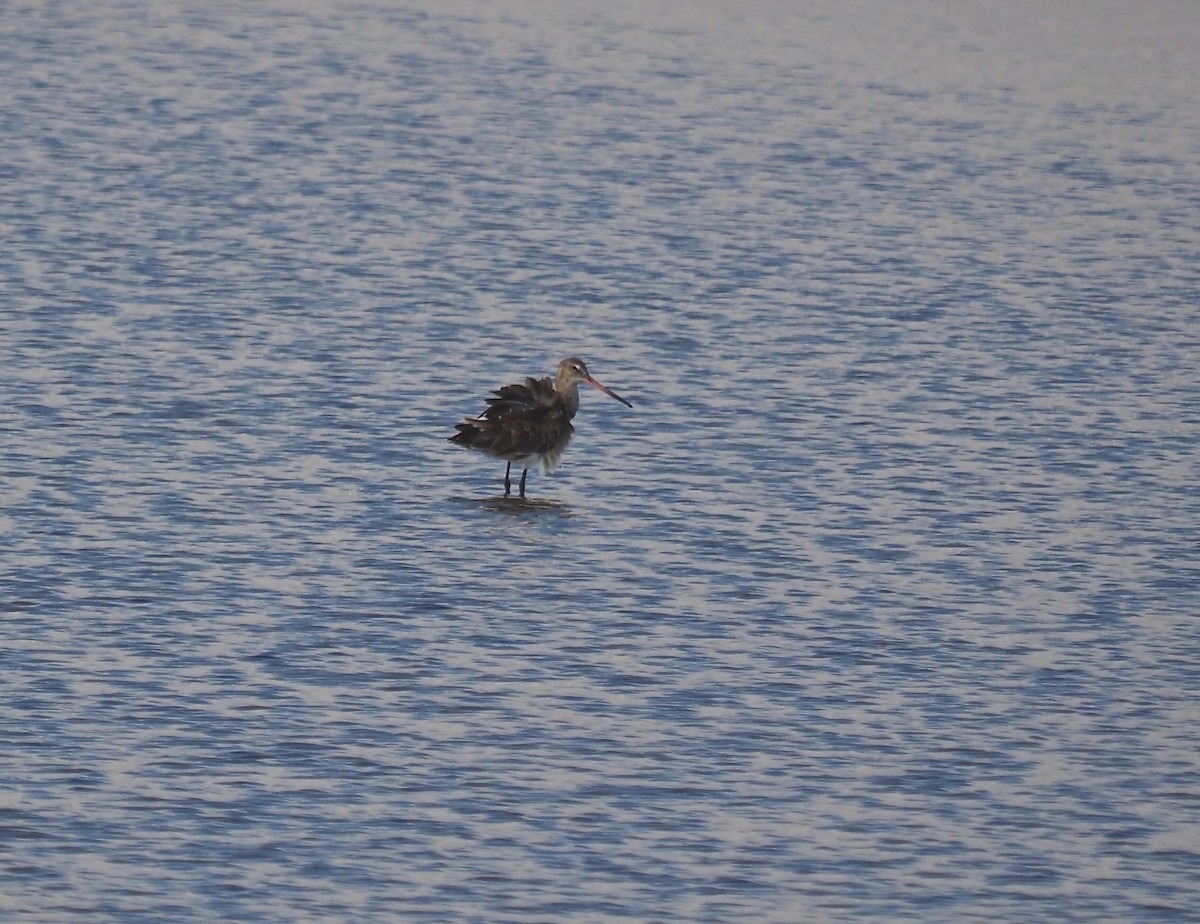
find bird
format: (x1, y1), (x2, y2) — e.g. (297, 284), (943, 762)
(449, 357), (633, 498)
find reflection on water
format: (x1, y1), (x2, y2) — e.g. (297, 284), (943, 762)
(2, 0), (1199, 921)
(458, 495), (575, 517)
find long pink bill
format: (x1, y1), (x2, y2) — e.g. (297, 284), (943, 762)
(585, 376), (633, 408)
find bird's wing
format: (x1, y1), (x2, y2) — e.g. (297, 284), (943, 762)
(465, 376), (569, 459)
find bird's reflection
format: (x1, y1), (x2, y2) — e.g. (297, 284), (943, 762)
(483, 495), (572, 517)
(450, 495), (574, 517)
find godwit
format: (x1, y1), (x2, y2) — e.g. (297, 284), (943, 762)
(448, 357), (633, 498)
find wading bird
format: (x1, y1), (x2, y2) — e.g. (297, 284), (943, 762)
(449, 357), (633, 498)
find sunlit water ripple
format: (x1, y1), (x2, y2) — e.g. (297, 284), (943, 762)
(2, 1), (1198, 921)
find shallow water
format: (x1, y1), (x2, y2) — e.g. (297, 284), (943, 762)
(2, 1), (1199, 921)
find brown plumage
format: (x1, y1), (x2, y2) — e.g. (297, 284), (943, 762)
(449, 357), (633, 497)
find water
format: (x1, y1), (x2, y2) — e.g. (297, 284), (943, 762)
(2, 1), (1199, 920)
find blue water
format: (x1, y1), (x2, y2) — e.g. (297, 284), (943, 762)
(3, 1), (1199, 921)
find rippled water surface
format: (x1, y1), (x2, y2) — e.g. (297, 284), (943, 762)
(3, 1), (1199, 921)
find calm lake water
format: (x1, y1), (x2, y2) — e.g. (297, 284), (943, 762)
(2, 1), (1198, 921)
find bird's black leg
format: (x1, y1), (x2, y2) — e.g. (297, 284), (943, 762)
(504, 461), (512, 497)
(519, 468), (528, 498)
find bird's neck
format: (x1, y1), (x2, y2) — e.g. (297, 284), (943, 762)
(560, 384), (581, 420)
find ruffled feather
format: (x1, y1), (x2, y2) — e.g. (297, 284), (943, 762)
(449, 375), (576, 471)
